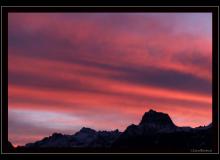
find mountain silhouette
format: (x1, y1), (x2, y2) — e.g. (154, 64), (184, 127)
(112, 110), (212, 151)
(140, 109), (176, 127)
(8, 141), (14, 151)
(12, 109), (212, 152)
(25, 127), (121, 148)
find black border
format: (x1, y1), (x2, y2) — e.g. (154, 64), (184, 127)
(0, 0), (220, 7)
(1, 5), (219, 155)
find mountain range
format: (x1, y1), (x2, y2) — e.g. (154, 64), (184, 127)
(9, 109), (213, 152)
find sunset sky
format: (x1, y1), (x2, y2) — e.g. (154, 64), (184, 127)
(8, 13), (212, 146)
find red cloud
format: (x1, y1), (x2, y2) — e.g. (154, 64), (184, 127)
(8, 13), (212, 146)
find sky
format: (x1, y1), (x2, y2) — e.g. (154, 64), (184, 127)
(8, 13), (212, 146)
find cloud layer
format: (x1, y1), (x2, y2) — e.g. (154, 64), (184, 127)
(8, 13), (212, 146)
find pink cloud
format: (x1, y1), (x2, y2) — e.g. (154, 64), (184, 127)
(8, 13), (212, 146)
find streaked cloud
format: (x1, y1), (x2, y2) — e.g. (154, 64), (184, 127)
(8, 13), (212, 146)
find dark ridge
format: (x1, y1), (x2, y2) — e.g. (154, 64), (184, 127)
(139, 109), (176, 127)
(10, 109), (212, 153)
(8, 141), (14, 151)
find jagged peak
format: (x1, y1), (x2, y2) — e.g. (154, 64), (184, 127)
(148, 109), (157, 113)
(79, 127), (96, 133)
(51, 133), (63, 137)
(195, 123), (212, 130)
(8, 141), (14, 150)
(139, 109), (176, 127)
